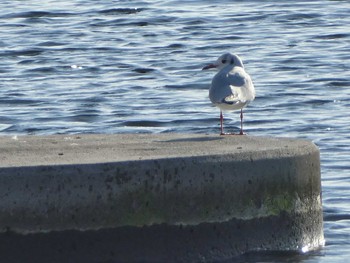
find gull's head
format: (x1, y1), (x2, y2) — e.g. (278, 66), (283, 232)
(202, 53), (244, 70)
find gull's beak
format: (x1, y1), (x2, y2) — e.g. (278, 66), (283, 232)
(202, 63), (217, 70)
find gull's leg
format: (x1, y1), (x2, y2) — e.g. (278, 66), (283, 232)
(239, 108), (244, 135)
(220, 110), (224, 135)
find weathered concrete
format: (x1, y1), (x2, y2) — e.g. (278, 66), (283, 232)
(0, 134), (324, 262)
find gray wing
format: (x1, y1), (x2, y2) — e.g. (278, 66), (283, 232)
(226, 68), (255, 102)
(209, 67), (255, 106)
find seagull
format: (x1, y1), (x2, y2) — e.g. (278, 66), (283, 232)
(202, 53), (255, 135)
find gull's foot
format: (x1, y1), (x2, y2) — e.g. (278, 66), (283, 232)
(220, 132), (237, 136)
(220, 132), (238, 135)
(220, 131), (247, 136)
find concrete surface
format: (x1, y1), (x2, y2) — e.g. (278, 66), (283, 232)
(0, 134), (324, 262)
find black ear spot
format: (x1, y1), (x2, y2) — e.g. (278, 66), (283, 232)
(230, 57), (234, 64)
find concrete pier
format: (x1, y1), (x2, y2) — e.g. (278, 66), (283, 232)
(0, 134), (324, 262)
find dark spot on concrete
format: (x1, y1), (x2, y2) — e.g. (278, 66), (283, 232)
(115, 171), (131, 185)
(174, 180), (181, 188)
(155, 184), (160, 193)
(105, 177), (113, 183)
(209, 173), (215, 182)
(163, 169), (172, 183)
(153, 160), (161, 169)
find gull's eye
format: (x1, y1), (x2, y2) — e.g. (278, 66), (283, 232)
(221, 59), (227, 64)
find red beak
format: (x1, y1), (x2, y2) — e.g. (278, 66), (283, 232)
(202, 63), (217, 70)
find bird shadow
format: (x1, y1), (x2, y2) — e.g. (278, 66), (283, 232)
(158, 136), (223, 143)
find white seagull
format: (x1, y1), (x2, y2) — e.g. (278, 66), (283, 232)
(202, 53), (255, 135)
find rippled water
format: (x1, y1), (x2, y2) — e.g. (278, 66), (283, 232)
(1, 0), (350, 262)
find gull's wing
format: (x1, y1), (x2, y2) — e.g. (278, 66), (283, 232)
(209, 66), (254, 106)
(226, 67), (255, 103)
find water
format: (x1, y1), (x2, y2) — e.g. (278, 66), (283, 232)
(0, 0), (349, 262)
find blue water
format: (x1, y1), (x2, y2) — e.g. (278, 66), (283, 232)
(0, 0), (349, 262)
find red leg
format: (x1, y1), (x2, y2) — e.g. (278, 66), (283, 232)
(220, 111), (224, 135)
(239, 108), (244, 135)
